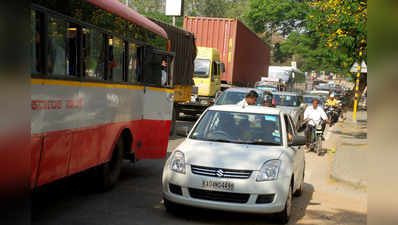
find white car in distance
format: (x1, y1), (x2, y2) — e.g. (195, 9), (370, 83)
(162, 105), (306, 224)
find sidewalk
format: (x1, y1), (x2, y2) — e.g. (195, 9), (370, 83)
(329, 110), (367, 189)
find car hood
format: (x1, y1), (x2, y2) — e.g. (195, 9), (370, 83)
(177, 139), (284, 171)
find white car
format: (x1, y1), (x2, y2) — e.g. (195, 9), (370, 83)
(162, 105), (306, 224)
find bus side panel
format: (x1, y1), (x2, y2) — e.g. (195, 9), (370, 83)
(135, 119), (171, 159)
(137, 88), (173, 159)
(36, 132), (73, 187)
(68, 126), (104, 175)
(30, 134), (43, 188)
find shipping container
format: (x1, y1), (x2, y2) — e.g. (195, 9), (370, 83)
(184, 17), (271, 87)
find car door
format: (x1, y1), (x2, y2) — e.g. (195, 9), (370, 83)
(285, 114), (304, 191)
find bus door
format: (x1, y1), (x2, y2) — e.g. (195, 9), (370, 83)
(137, 48), (174, 158)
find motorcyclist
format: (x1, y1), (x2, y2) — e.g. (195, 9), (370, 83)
(325, 92), (343, 122)
(303, 99), (330, 148)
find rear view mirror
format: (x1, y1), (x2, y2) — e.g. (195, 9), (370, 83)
(221, 63), (226, 73)
(291, 135), (306, 146)
(300, 103), (307, 108)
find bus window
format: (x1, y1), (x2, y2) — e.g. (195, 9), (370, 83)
(66, 24), (79, 76)
(82, 28), (105, 80)
(31, 10), (42, 74)
(108, 36), (125, 82)
(48, 17), (67, 76)
(128, 42), (138, 83)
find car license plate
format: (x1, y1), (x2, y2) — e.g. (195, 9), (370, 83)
(202, 180), (234, 191)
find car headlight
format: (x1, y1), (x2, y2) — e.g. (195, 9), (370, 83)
(256, 160), (281, 182)
(170, 151), (186, 174)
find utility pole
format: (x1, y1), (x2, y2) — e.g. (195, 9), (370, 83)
(352, 50), (363, 121)
(172, 16), (176, 26)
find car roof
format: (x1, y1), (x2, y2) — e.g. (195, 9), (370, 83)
(207, 105), (282, 115)
(224, 87), (261, 93)
(272, 91), (300, 96)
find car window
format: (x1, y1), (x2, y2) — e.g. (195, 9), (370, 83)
(274, 94), (299, 107)
(216, 91), (262, 105)
(190, 110), (282, 146)
(284, 115), (295, 142)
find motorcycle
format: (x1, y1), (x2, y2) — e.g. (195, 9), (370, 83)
(305, 119), (324, 155)
(324, 105), (339, 126)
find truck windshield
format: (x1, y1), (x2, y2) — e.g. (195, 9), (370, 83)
(190, 110), (282, 146)
(194, 59), (210, 78)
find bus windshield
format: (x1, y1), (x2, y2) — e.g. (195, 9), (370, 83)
(194, 59), (210, 78)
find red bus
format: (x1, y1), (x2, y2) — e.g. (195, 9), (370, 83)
(30, 0), (175, 190)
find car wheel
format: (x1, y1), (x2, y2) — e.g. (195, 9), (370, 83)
(163, 198), (180, 214)
(294, 171), (304, 197)
(275, 184), (292, 224)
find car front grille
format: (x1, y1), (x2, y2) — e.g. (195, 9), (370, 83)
(191, 165), (252, 179)
(188, 188), (250, 203)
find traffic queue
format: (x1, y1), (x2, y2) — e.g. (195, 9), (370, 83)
(164, 79), (346, 224)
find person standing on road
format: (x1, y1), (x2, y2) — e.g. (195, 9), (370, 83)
(237, 91), (258, 107)
(303, 99), (330, 148)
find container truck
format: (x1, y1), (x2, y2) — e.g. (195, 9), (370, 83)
(184, 16), (271, 87)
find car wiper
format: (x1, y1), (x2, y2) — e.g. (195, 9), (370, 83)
(206, 138), (234, 143)
(239, 141), (281, 146)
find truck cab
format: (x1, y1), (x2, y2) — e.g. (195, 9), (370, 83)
(193, 47), (224, 104)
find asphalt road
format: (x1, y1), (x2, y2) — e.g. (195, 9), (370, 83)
(31, 119), (366, 225)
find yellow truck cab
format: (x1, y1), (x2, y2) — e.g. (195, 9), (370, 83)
(193, 47), (223, 102)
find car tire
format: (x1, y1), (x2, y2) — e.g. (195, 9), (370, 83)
(294, 171), (305, 197)
(275, 184), (292, 224)
(97, 138), (124, 191)
(163, 198), (180, 214)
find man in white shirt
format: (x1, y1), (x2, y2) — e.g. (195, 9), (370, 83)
(237, 91), (259, 107)
(303, 99), (330, 147)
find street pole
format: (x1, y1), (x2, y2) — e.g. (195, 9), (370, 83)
(352, 51), (362, 121)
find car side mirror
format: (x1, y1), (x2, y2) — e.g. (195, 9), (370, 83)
(291, 135), (306, 146)
(300, 103), (307, 108)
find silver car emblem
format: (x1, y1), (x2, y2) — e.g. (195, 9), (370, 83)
(216, 169), (224, 177)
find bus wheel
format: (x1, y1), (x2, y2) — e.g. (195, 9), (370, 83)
(99, 138), (124, 190)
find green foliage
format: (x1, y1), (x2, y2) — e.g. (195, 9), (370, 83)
(246, 0), (367, 77)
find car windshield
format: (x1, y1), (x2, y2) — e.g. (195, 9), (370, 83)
(194, 59), (210, 78)
(190, 110), (282, 146)
(274, 94), (298, 107)
(216, 91), (262, 105)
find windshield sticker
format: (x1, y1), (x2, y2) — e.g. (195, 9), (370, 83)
(265, 115), (277, 121)
(272, 131), (280, 137)
(274, 137), (281, 143)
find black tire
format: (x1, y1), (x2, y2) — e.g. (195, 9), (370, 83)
(275, 184), (292, 224)
(163, 198), (180, 214)
(97, 138), (124, 190)
(316, 137), (322, 156)
(294, 171), (304, 197)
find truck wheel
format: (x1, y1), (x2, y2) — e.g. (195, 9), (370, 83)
(98, 138), (124, 190)
(275, 184), (292, 224)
